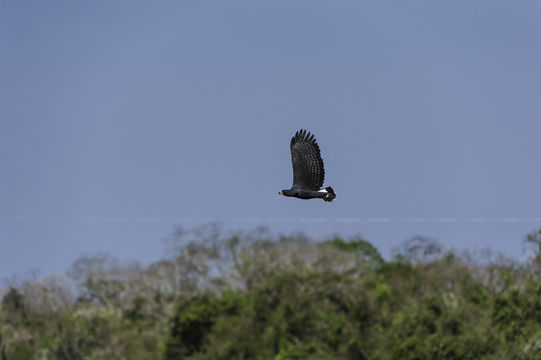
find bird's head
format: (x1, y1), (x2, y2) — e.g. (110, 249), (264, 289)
(278, 190), (292, 197)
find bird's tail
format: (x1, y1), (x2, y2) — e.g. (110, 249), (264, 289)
(323, 186), (336, 202)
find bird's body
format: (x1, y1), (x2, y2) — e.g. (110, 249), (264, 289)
(279, 129), (336, 202)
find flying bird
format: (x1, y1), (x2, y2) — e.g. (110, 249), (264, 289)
(279, 129), (336, 202)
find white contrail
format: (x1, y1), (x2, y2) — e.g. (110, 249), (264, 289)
(0, 216), (540, 224)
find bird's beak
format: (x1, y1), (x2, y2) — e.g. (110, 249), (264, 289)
(279, 191), (283, 195)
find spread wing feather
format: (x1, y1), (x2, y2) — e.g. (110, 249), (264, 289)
(290, 129), (325, 191)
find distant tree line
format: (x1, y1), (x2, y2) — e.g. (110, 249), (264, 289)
(2, 225), (541, 359)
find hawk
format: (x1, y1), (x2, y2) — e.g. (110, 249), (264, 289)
(279, 129), (336, 202)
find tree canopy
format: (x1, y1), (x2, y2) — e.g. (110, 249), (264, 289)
(1, 226), (541, 359)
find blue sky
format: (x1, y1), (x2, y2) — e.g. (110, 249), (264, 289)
(1, 1), (540, 277)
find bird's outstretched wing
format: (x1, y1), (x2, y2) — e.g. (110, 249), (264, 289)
(290, 129), (325, 191)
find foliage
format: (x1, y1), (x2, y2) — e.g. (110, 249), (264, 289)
(1, 226), (541, 359)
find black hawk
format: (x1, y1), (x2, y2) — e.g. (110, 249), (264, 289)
(279, 129), (336, 202)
